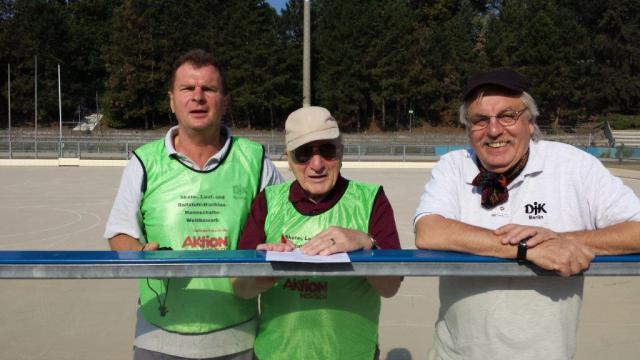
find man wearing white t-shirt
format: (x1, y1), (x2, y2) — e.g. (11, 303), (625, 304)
(105, 49), (282, 360)
(415, 69), (640, 360)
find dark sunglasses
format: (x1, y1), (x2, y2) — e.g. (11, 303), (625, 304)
(291, 143), (341, 164)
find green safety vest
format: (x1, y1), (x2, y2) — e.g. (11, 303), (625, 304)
(255, 180), (381, 360)
(134, 136), (262, 334)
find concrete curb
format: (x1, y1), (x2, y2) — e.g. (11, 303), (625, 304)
(0, 159), (129, 167)
(273, 161), (435, 169)
(608, 168), (640, 179)
(2, 159), (638, 178)
(0, 159), (435, 169)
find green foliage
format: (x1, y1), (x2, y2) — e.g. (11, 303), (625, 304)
(104, 0), (170, 129)
(601, 114), (640, 130)
(0, 0), (638, 130)
(313, 0), (372, 131)
(219, 0), (283, 129)
(313, 0), (418, 131)
(410, 0), (488, 126)
(571, 0), (640, 114)
(486, 0), (589, 127)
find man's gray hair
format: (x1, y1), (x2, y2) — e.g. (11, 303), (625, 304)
(458, 90), (541, 141)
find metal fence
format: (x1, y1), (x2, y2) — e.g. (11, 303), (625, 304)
(0, 138), (146, 160)
(0, 137), (453, 162)
(2, 129), (637, 162)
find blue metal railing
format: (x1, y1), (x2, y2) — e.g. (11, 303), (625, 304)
(2, 250), (640, 278)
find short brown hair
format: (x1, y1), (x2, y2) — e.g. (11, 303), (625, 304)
(169, 49), (227, 94)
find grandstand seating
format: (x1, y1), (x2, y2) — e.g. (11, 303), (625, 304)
(611, 130), (640, 147)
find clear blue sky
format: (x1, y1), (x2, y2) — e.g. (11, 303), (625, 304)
(267, 0), (287, 14)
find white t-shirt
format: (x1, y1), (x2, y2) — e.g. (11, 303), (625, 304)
(415, 140), (640, 360)
(104, 126), (283, 358)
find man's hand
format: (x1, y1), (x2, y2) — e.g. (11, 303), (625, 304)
(300, 226), (373, 256)
(257, 241), (295, 252)
(526, 237), (595, 277)
(494, 224), (559, 248)
(141, 242), (160, 251)
(494, 224), (595, 276)
(231, 241), (295, 299)
(109, 234), (160, 251)
(232, 277), (281, 299)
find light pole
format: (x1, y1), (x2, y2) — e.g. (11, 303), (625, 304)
(58, 64), (62, 158)
(7, 64), (11, 159)
(408, 109), (414, 133)
(303, 0), (311, 107)
(34, 55), (38, 158)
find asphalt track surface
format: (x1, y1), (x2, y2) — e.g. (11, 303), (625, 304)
(1, 165), (640, 359)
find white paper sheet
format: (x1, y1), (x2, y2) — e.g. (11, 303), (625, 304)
(265, 248), (351, 263)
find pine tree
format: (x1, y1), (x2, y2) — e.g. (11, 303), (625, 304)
(313, 0), (378, 132)
(410, 0), (486, 126)
(368, 0), (415, 130)
(0, 0), (72, 125)
(66, 0), (118, 122)
(104, 0), (162, 128)
(566, 0), (640, 115)
(486, 0), (590, 128)
(214, 0), (283, 129)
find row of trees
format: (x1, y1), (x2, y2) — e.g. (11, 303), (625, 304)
(0, 0), (638, 131)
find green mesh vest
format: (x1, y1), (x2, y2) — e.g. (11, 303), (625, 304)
(255, 180), (381, 360)
(134, 136), (262, 334)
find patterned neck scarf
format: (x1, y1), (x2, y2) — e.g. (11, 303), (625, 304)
(472, 150), (529, 209)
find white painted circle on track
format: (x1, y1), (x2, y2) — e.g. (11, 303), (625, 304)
(0, 206), (103, 249)
(0, 206), (82, 238)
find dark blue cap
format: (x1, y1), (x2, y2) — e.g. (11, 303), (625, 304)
(461, 69), (530, 101)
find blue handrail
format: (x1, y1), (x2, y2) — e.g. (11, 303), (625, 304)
(1, 250), (639, 278)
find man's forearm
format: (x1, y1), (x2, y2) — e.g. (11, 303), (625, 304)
(232, 277), (278, 299)
(367, 276), (402, 298)
(108, 233), (144, 251)
(565, 221), (640, 255)
(415, 214), (517, 258)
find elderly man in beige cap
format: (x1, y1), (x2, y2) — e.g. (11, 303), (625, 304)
(232, 106), (402, 360)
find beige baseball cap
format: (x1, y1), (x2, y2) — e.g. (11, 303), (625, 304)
(285, 106), (340, 151)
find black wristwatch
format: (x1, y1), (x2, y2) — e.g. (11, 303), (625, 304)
(517, 238), (529, 263)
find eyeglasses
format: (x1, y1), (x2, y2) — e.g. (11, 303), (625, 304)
(468, 108), (528, 131)
(291, 142), (341, 164)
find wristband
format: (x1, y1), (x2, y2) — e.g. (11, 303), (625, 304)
(516, 237), (531, 263)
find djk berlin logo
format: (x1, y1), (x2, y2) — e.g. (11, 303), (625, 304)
(525, 202), (547, 219)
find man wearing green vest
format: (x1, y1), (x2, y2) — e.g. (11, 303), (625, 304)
(104, 49), (282, 360)
(233, 106), (403, 360)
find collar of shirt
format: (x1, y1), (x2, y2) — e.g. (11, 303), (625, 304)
(288, 175), (349, 215)
(463, 139), (544, 188)
(163, 125), (232, 171)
